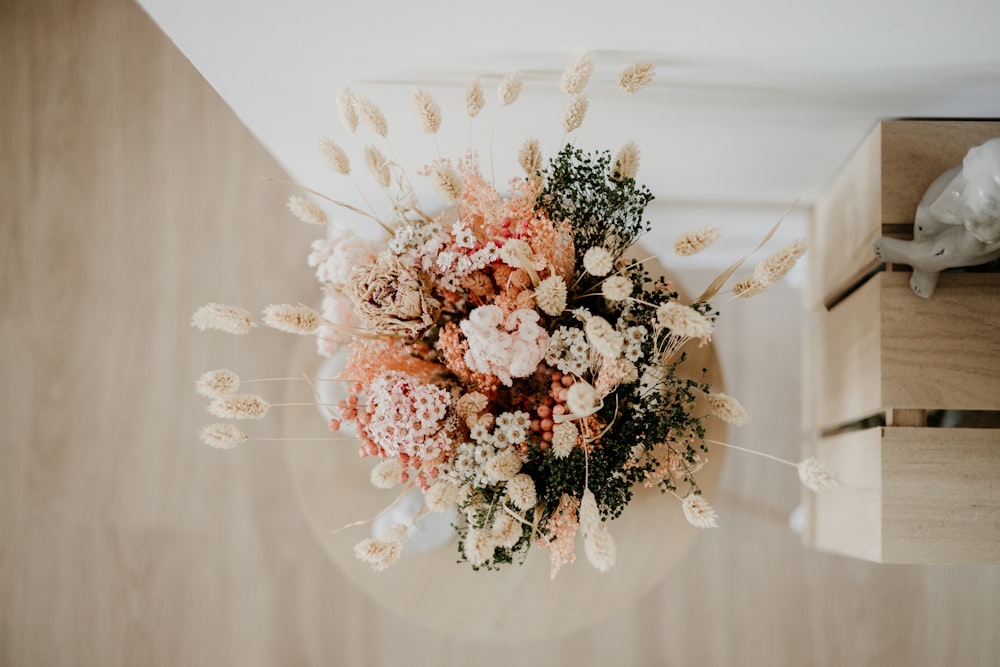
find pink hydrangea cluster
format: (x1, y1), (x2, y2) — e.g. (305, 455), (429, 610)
(365, 371), (451, 459)
(308, 228), (381, 288)
(460, 306), (550, 386)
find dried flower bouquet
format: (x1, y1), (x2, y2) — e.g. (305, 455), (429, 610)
(193, 55), (836, 578)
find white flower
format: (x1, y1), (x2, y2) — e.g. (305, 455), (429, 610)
(682, 494), (718, 529)
(582, 247), (613, 276)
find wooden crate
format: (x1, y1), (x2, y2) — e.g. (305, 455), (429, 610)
(804, 119), (1000, 564)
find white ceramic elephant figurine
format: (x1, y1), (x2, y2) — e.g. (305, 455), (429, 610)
(873, 137), (1000, 298)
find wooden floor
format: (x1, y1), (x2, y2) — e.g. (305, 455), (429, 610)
(2, 1), (998, 665)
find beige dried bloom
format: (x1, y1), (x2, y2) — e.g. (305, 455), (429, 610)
(499, 239), (533, 269)
(798, 456), (840, 492)
(364, 145), (391, 188)
(429, 162), (463, 203)
(536, 275), (567, 316)
(498, 73), (522, 106)
(617, 61), (656, 94)
(411, 87), (442, 134)
(682, 493), (718, 529)
(465, 77), (485, 118)
(425, 480), (460, 512)
(262, 304), (322, 334)
(674, 225), (721, 256)
(455, 392), (488, 424)
(319, 138), (351, 175)
(707, 392), (750, 426)
(355, 94), (388, 137)
(561, 95), (588, 133)
(200, 423), (248, 449)
(354, 524), (408, 571)
(613, 141), (640, 180)
(733, 277), (766, 298)
(518, 137), (542, 176)
(208, 394), (270, 420)
(287, 194), (328, 224)
(336, 88), (359, 133)
(551, 422), (578, 458)
(370, 458), (404, 489)
(345, 254), (441, 337)
(492, 511), (522, 549)
(655, 302), (714, 339)
(191, 303), (256, 335)
(602, 275), (632, 301)
(464, 528), (495, 566)
(196, 368), (240, 398)
(582, 246), (613, 276)
(584, 316), (624, 359)
(584, 526), (615, 572)
(753, 238), (807, 286)
(566, 380), (599, 417)
(506, 473), (537, 511)
(560, 52), (593, 95)
(485, 451), (523, 483)
(579, 488), (600, 536)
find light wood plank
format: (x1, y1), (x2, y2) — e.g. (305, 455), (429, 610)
(882, 272), (1000, 411)
(882, 427), (1000, 564)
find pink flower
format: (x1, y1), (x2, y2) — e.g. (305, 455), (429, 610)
(461, 306), (549, 386)
(366, 372), (451, 459)
(308, 229), (381, 289)
(315, 294), (358, 357)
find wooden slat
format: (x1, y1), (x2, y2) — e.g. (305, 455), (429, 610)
(808, 428), (883, 562)
(881, 120), (1000, 225)
(814, 274), (882, 430)
(809, 124), (882, 308)
(882, 427), (1000, 564)
(882, 272), (1000, 411)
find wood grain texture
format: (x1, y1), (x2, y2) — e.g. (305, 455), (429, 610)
(882, 272), (1000, 411)
(809, 123), (881, 308)
(882, 428), (1000, 564)
(3, 1), (1000, 665)
(881, 120), (1000, 225)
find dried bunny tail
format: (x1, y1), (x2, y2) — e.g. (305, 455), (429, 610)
(208, 394), (270, 420)
(733, 277), (766, 298)
(411, 87), (441, 134)
(583, 527), (615, 572)
(200, 423), (248, 449)
(798, 456), (841, 492)
(674, 225), (721, 256)
(354, 524), (408, 571)
(465, 77), (485, 118)
(336, 88), (359, 133)
(578, 488), (600, 536)
(561, 95), (588, 133)
(551, 422), (578, 458)
(613, 141), (640, 180)
(319, 138), (350, 175)
(706, 392), (750, 426)
(354, 94), (388, 138)
(682, 494), (718, 529)
(191, 303), (256, 335)
(262, 304), (323, 334)
(429, 162), (463, 203)
(363, 145), (391, 189)
(560, 52), (593, 95)
(617, 61), (656, 94)
(370, 458), (404, 489)
(655, 302), (714, 339)
(196, 368), (240, 398)
(753, 238), (807, 286)
(287, 194), (328, 224)
(498, 73), (523, 106)
(518, 137), (542, 176)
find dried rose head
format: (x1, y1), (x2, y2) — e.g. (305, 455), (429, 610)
(345, 254), (441, 337)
